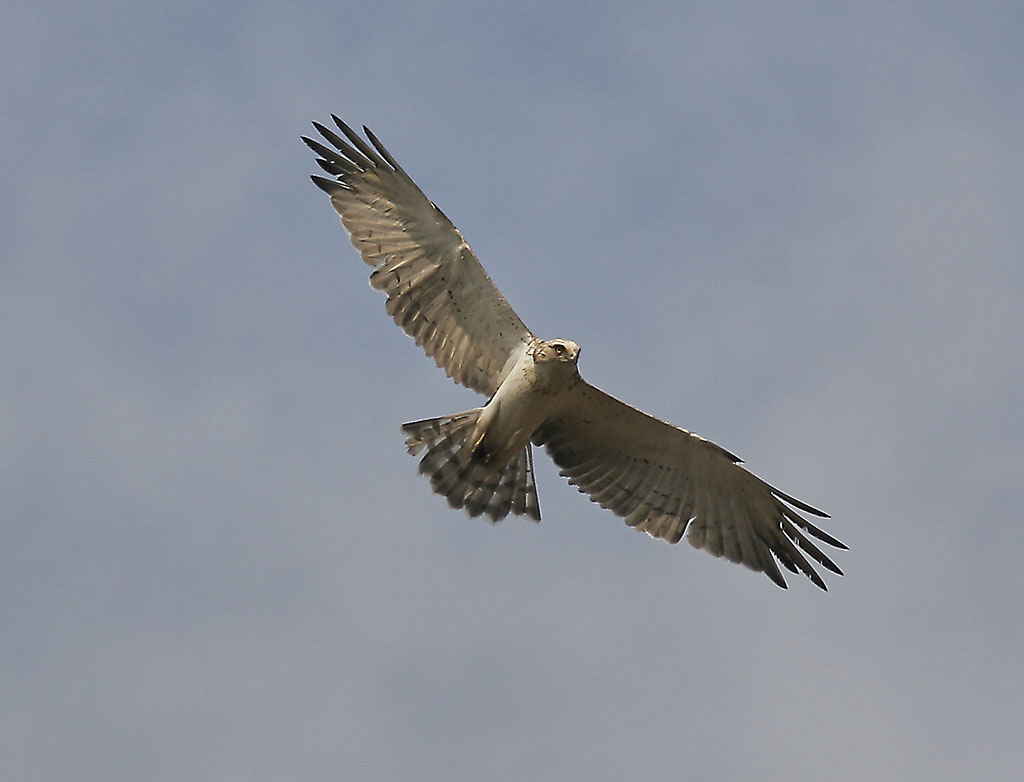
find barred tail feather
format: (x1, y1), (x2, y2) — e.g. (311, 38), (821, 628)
(401, 411), (541, 522)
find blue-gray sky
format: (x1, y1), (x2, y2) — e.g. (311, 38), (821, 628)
(3, 1), (1023, 779)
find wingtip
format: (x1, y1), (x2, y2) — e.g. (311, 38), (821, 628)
(331, 114), (357, 138)
(310, 174), (343, 195)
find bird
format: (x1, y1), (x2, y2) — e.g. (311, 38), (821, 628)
(302, 115), (846, 590)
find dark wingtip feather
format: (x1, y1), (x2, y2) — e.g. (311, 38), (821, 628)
(774, 487), (830, 518)
(331, 114), (356, 137)
(331, 115), (388, 167)
(310, 175), (343, 195)
(363, 125), (402, 172)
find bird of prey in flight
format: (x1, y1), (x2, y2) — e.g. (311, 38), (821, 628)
(303, 116), (846, 590)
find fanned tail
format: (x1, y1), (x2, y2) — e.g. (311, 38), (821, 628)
(401, 410), (541, 522)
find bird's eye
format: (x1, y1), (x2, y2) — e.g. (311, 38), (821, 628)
(553, 344), (566, 355)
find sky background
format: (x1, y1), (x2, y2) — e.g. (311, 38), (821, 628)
(3, 1), (1023, 780)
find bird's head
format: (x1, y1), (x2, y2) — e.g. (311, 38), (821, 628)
(535, 339), (581, 365)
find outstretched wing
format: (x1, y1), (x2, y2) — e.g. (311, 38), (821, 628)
(304, 116), (533, 396)
(533, 382), (847, 590)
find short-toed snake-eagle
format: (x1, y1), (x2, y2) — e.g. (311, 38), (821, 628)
(303, 117), (845, 590)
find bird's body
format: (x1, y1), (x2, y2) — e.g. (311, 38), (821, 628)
(304, 116), (847, 590)
(468, 338), (581, 467)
